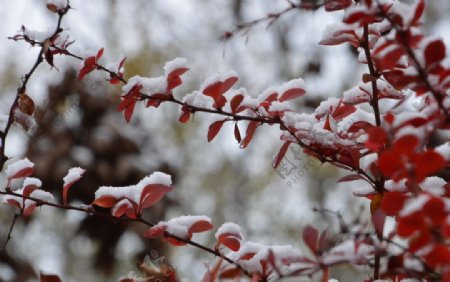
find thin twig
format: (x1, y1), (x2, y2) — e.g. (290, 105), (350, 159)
(0, 190), (251, 277)
(0, 213), (19, 251)
(0, 3), (71, 170)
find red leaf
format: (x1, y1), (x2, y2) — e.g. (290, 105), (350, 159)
(412, 0), (424, 25)
(337, 174), (363, 183)
(92, 195), (117, 208)
(424, 39), (446, 69)
(112, 199), (134, 218)
(219, 268), (241, 279)
(415, 150), (446, 181)
(424, 245), (450, 268)
(240, 121), (260, 148)
(5, 199), (21, 210)
(323, 114), (332, 131)
(203, 76), (238, 108)
(201, 260), (222, 282)
(96, 48), (104, 60)
(371, 207), (386, 237)
(230, 94), (244, 113)
(144, 224), (167, 238)
(165, 236), (188, 246)
(167, 67), (188, 90)
(62, 168), (85, 205)
(23, 203), (37, 216)
(78, 56), (96, 81)
(303, 225), (319, 255)
(365, 127), (387, 151)
(39, 273), (62, 282)
(279, 88), (305, 102)
(9, 167), (34, 181)
(332, 103), (356, 120)
(179, 110), (191, 123)
(423, 197), (446, 226)
(123, 101), (136, 123)
(234, 123), (241, 143)
(139, 184), (172, 210)
(381, 192), (407, 216)
(189, 220), (214, 234)
(219, 236), (241, 252)
(207, 120), (226, 142)
(324, 0), (352, 12)
(272, 141), (291, 168)
(374, 41), (404, 69)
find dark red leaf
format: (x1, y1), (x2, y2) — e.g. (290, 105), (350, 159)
(337, 174), (363, 183)
(92, 195), (117, 208)
(423, 197), (446, 226)
(240, 121), (260, 149)
(96, 48), (104, 60)
(189, 220), (213, 234)
(230, 94), (244, 113)
(365, 127), (387, 151)
(39, 273), (62, 282)
(234, 123), (241, 143)
(324, 0), (352, 12)
(167, 67), (188, 90)
(424, 245), (450, 268)
(424, 39), (446, 69)
(415, 150), (446, 181)
(144, 224), (167, 238)
(207, 119), (226, 142)
(303, 225), (319, 255)
(412, 0), (425, 25)
(371, 207), (386, 237)
(272, 141), (291, 168)
(279, 88), (305, 102)
(139, 184), (172, 210)
(179, 110), (191, 123)
(381, 192), (407, 216)
(332, 103), (356, 120)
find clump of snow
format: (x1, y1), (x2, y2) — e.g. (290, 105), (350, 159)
(278, 78), (306, 95)
(164, 57), (188, 76)
(200, 71), (238, 91)
(6, 158), (34, 179)
(23, 177), (42, 188)
(435, 142), (450, 161)
(22, 26), (53, 42)
(3, 187), (54, 211)
(95, 171), (172, 203)
(63, 167), (85, 186)
(182, 91), (215, 109)
(314, 97), (340, 118)
(123, 75), (167, 96)
(215, 222), (243, 240)
(268, 101), (293, 113)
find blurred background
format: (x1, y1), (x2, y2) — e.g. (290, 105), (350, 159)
(0, 0), (449, 281)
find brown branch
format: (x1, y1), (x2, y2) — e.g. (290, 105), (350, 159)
(0, 2), (71, 170)
(0, 213), (19, 251)
(223, 1), (323, 39)
(0, 190), (252, 277)
(53, 44), (377, 186)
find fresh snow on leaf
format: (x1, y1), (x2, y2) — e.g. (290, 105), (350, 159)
(182, 91), (215, 109)
(63, 167), (85, 186)
(164, 57), (188, 76)
(95, 171), (172, 203)
(6, 158), (34, 180)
